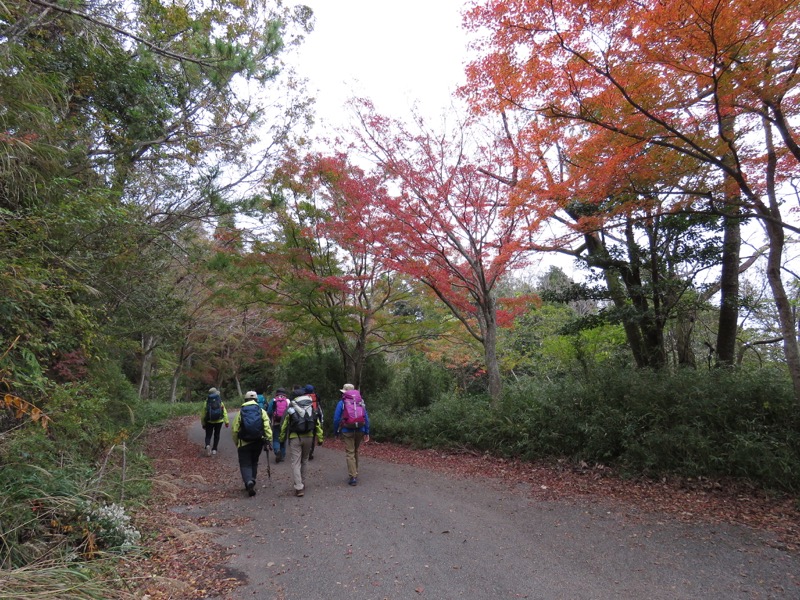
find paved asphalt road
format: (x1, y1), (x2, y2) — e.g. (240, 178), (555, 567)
(186, 415), (799, 600)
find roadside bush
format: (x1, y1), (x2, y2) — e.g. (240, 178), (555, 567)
(379, 353), (455, 412)
(373, 365), (800, 492)
(84, 502), (141, 552)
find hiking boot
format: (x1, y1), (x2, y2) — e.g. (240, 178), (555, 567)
(205, 445), (211, 457)
(295, 488), (304, 497)
(211, 449), (217, 456)
(348, 477), (357, 486)
(246, 480), (256, 497)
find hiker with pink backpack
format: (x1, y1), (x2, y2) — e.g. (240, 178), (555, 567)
(267, 387), (290, 463)
(333, 383), (370, 486)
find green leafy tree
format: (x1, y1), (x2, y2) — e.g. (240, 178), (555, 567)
(0, 0), (313, 404)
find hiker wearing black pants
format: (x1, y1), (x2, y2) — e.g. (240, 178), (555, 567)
(232, 391), (272, 497)
(201, 387), (229, 456)
(267, 388), (289, 462)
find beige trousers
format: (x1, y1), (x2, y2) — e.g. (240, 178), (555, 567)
(342, 431), (364, 478)
(288, 435), (313, 491)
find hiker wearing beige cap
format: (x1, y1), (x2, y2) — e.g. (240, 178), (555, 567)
(333, 383), (370, 486)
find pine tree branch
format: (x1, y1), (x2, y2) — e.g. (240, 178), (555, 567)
(26, 0), (216, 67)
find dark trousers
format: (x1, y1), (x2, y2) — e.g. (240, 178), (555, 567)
(204, 422), (223, 450)
(271, 423), (286, 458)
(237, 441), (263, 486)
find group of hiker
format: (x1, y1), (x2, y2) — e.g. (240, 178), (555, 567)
(199, 383), (370, 498)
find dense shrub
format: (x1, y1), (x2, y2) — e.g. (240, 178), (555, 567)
(372, 366), (800, 492)
(378, 353), (455, 412)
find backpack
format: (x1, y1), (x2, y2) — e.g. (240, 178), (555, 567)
(308, 393), (324, 423)
(272, 396), (289, 425)
(239, 403), (265, 442)
(206, 394), (223, 421)
(288, 396), (316, 434)
(341, 390), (366, 429)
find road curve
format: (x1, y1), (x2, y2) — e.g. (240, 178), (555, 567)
(187, 415), (799, 599)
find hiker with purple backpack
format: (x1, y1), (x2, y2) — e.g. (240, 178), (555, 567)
(267, 387), (289, 463)
(333, 383), (370, 486)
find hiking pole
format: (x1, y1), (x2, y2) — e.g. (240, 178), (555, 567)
(263, 438), (271, 480)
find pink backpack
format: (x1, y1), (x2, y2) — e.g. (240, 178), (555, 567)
(272, 396), (288, 424)
(341, 390), (366, 429)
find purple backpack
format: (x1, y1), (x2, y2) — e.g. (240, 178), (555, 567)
(272, 396), (288, 424)
(341, 390), (366, 429)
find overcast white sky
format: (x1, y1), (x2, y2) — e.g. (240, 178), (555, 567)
(286, 0), (472, 136)
(280, 0), (580, 279)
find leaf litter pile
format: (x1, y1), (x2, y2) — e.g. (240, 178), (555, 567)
(129, 416), (799, 598)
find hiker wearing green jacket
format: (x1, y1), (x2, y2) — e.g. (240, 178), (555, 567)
(232, 391), (272, 497)
(201, 387), (229, 456)
(279, 387), (324, 497)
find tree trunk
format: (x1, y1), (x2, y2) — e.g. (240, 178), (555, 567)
(479, 296), (502, 403)
(617, 223), (667, 369)
(138, 334), (158, 400)
(716, 212), (741, 366)
(183, 354), (193, 402)
(760, 110), (800, 401)
(337, 328), (369, 389)
(169, 369), (180, 404)
(716, 106), (741, 367)
(763, 225), (800, 399)
(674, 308), (697, 368)
(169, 343), (192, 404)
(582, 231), (647, 367)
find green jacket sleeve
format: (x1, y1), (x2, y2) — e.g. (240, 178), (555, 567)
(222, 403), (230, 425)
(261, 409), (273, 443)
(231, 412), (241, 446)
(279, 412), (289, 442)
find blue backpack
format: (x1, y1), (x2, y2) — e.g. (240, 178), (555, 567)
(206, 394), (223, 421)
(239, 404), (264, 441)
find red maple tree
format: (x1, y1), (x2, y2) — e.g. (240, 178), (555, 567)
(325, 103), (541, 401)
(463, 0), (800, 398)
